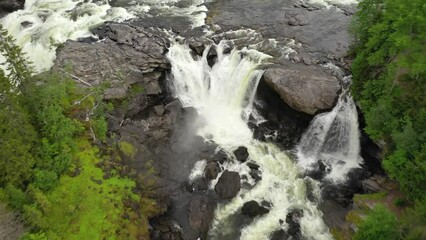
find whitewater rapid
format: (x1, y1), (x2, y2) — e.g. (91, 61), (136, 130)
(168, 41), (333, 240)
(0, 0), (209, 73)
(0, 0), (358, 73)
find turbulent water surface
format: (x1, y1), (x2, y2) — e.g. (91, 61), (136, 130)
(168, 42), (333, 239)
(297, 91), (362, 183)
(0, 0), (210, 72)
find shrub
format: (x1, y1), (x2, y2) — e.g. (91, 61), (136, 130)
(354, 204), (401, 240)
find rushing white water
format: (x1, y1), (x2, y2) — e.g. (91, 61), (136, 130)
(0, 0), (210, 73)
(168, 41), (332, 239)
(307, 0), (359, 8)
(188, 160), (208, 183)
(126, 0), (209, 28)
(296, 91), (362, 182)
(1, 0), (134, 72)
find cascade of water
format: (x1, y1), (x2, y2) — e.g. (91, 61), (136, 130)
(167, 40), (270, 146)
(167, 41), (332, 240)
(296, 90), (363, 183)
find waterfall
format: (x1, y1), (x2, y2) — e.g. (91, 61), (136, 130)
(296, 90), (363, 183)
(167, 41), (332, 240)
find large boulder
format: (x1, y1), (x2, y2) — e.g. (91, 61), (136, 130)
(214, 170), (241, 199)
(241, 201), (269, 218)
(188, 196), (215, 235)
(263, 65), (340, 115)
(234, 146), (249, 162)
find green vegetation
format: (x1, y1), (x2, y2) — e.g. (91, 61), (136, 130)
(352, 0), (426, 200)
(351, 0), (426, 239)
(119, 141), (137, 159)
(349, 200), (426, 240)
(0, 24), (159, 239)
(354, 204), (401, 240)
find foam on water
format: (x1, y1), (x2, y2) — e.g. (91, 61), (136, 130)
(308, 0), (359, 8)
(296, 91), (362, 183)
(127, 0), (209, 28)
(188, 160), (208, 183)
(167, 41), (332, 239)
(1, 0), (210, 73)
(1, 0), (135, 72)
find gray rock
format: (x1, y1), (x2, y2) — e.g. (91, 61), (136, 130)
(204, 162), (221, 180)
(234, 146), (249, 162)
(188, 196), (215, 234)
(249, 170), (262, 182)
(54, 23), (169, 89)
(362, 175), (387, 193)
(0, 0), (24, 13)
(103, 87), (128, 100)
(270, 229), (289, 240)
(247, 162), (260, 170)
(215, 170), (241, 199)
(263, 65), (340, 115)
(319, 200), (351, 230)
(286, 209), (303, 238)
(154, 105), (165, 116)
(20, 21), (33, 28)
(241, 201), (269, 217)
(0, 204), (24, 240)
(145, 80), (163, 95)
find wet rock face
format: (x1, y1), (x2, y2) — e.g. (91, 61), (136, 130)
(241, 201), (270, 218)
(207, 46), (218, 67)
(150, 216), (184, 240)
(263, 64), (340, 115)
(234, 146), (249, 162)
(204, 162), (221, 180)
(252, 81), (312, 149)
(188, 195), (216, 235)
(270, 229), (289, 240)
(285, 209), (303, 238)
(0, 0), (25, 14)
(215, 170), (241, 199)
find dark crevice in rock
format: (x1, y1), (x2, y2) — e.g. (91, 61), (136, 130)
(251, 80), (312, 149)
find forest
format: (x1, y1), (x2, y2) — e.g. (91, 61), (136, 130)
(351, 0), (426, 239)
(0, 25), (158, 239)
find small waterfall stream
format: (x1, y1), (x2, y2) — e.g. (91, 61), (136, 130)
(167, 41), (332, 240)
(296, 90), (362, 183)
